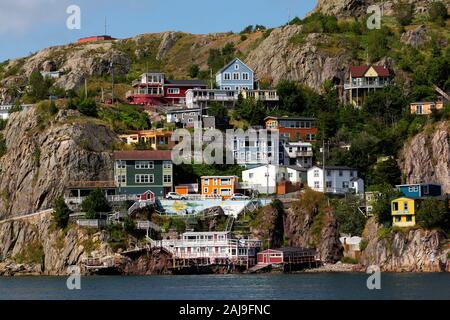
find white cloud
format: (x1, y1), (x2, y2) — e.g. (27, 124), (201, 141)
(0, 0), (71, 34)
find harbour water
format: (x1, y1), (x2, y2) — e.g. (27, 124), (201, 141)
(0, 273), (449, 300)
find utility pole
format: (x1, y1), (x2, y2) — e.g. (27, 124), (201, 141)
(110, 59), (115, 103)
(84, 78), (88, 98)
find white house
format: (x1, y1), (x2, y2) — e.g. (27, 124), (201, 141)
(283, 142), (313, 168)
(307, 166), (364, 195)
(242, 164), (306, 194)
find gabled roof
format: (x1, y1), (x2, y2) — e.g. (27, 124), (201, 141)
(113, 150), (172, 161)
(350, 65), (390, 77)
(216, 58), (254, 75)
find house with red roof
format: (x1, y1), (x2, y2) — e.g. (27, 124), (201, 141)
(344, 65), (392, 108)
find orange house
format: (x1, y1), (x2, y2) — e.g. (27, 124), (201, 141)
(201, 176), (239, 199)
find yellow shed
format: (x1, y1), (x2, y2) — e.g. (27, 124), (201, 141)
(391, 197), (417, 228)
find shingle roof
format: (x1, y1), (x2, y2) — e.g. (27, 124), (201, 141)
(113, 150), (172, 161)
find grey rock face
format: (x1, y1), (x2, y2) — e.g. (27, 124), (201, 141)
(0, 107), (119, 218)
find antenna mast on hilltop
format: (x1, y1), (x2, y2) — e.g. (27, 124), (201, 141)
(104, 16), (108, 35)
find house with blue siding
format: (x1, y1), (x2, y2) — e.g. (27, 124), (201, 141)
(216, 58), (254, 91)
(396, 183), (442, 198)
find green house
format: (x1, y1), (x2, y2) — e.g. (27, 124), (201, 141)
(114, 150), (173, 198)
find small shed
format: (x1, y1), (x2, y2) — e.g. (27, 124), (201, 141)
(257, 247), (317, 265)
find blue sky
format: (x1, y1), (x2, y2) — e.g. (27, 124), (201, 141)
(0, 0), (316, 62)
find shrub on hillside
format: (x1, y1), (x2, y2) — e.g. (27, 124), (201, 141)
(52, 195), (72, 229)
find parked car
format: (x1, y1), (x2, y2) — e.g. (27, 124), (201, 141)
(165, 192), (187, 200)
(231, 193), (250, 201)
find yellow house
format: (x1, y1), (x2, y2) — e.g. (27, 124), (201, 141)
(391, 197), (417, 228)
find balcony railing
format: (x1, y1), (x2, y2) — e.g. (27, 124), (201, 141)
(287, 151), (313, 157)
(344, 80), (391, 90)
(126, 88), (164, 97)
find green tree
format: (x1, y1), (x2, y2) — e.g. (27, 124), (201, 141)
(208, 102), (228, 119)
(28, 71), (52, 101)
(52, 196), (72, 229)
(188, 64), (200, 78)
(394, 1), (414, 26)
(77, 97), (98, 117)
(372, 184), (402, 225)
(0, 133), (7, 158)
(334, 196), (367, 236)
(429, 1), (449, 25)
(276, 80), (306, 114)
(416, 198), (449, 230)
(81, 188), (111, 217)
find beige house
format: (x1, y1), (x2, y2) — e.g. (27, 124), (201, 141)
(410, 100), (444, 115)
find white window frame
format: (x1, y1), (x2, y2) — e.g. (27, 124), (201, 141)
(163, 161), (172, 169)
(234, 64), (240, 70)
(233, 72), (240, 80)
(135, 161), (154, 169)
(163, 175), (172, 183)
(167, 88), (180, 95)
(242, 72), (250, 80)
(224, 73), (231, 80)
(116, 175), (126, 183)
(135, 174), (154, 184)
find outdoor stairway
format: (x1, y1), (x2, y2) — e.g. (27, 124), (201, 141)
(225, 216), (235, 232)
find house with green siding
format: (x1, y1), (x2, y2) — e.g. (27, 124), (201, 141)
(114, 150), (173, 198)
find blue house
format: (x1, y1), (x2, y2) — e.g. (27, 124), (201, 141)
(396, 184), (442, 198)
(215, 58), (254, 91)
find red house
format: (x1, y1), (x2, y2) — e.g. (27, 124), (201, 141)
(264, 116), (318, 142)
(78, 35), (116, 44)
(257, 247), (317, 265)
(127, 72), (207, 106)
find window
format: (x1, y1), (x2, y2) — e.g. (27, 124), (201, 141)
(116, 175), (126, 183)
(327, 170), (332, 177)
(242, 72), (249, 80)
(249, 173), (254, 179)
(423, 185), (429, 195)
(167, 88), (180, 94)
(163, 162), (172, 169)
(408, 186), (419, 193)
(395, 216), (401, 222)
(314, 170), (319, 178)
(233, 72), (240, 80)
(343, 181), (349, 189)
(406, 216), (412, 222)
(234, 64), (240, 70)
(204, 179), (210, 186)
(339, 170), (343, 177)
(224, 86), (232, 91)
(116, 161), (126, 169)
(392, 202), (399, 211)
(314, 181), (320, 189)
(204, 187), (208, 193)
(163, 175), (172, 183)
(403, 202), (408, 211)
(224, 73), (231, 80)
(135, 174), (154, 184)
(135, 161), (153, 169)
(326, 181), (332, 188)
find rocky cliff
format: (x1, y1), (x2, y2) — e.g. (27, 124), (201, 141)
(0, 107), (119, 218)
(312, 0), (449, 18)
(400, 121), (450, 194)
(246, 26), (352, 94)
(359, 218), (449, 272)
(0, 211), (110, 276)
(251, 195), (343, 263)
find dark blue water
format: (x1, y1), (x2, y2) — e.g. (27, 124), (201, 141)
(0, 273), (449, 300)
